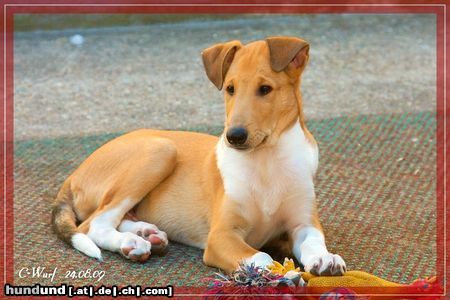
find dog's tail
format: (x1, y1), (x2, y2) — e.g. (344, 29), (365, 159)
(51, 180), (102, 261)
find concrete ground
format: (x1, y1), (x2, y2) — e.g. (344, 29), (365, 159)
(14, 14), (436, 140)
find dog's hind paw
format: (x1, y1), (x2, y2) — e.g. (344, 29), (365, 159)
(304, 253), (346, 276)
(119, 220), (168, 254)
(136, 225), (168, 254)
(119, 232), (152, 262)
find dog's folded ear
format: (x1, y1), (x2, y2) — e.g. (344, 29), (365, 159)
(266, 36), (310, 74)
(202, 40), (242, 90)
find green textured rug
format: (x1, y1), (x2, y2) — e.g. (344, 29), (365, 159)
(14, 112), (436, 286)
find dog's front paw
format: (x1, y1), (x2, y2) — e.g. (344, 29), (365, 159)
(243, 252), (274, 270)
(304, 253), (346, 276)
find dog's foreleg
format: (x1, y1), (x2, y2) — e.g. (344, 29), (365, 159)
(204, 200), (275, 274)
(204, 228), (273, 273)
(292, 225), (346, 276)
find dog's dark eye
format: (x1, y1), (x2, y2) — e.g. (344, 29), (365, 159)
(259, 85), (272, 96)
(226, 85), (235, 96)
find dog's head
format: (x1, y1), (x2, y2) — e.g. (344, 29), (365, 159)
(202, 36), (309, 151)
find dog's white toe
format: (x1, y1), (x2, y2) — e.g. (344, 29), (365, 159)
(304, 253), (346, 276)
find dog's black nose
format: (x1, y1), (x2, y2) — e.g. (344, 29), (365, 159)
(226, 127), (248, 146)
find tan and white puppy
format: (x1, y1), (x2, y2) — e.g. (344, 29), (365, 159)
(52, 36), (346, 275)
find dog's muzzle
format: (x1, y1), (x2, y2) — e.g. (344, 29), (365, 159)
(226, 127), (248, 149)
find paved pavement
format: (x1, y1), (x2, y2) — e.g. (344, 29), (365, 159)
(14, 14), (436, 140)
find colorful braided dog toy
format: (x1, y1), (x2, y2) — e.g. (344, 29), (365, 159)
(206, 258), (440, 298)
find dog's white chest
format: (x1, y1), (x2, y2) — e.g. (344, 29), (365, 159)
(216, 122), (318, 247)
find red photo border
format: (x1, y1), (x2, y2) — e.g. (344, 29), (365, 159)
(0, 0), (448, 298)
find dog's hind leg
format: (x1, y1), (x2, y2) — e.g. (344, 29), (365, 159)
(75, 137), (177, 261)
(81, 199), (152, 262)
